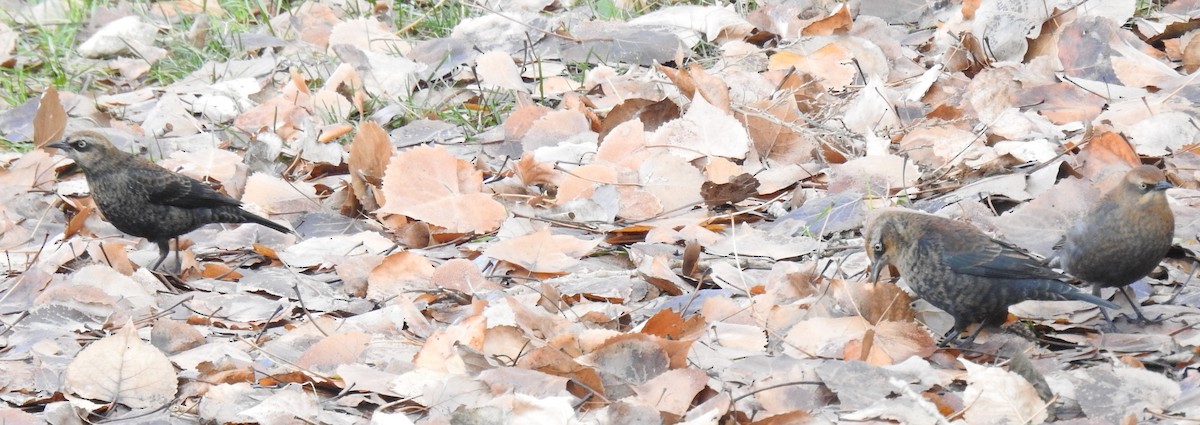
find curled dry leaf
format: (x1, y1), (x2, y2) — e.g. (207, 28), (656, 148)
(347, 120), (391, 211)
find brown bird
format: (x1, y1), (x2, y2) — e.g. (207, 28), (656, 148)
(864, 208), (1118, 346)
(49, 131), (293, 271)
(1059, 165), (1174, 329)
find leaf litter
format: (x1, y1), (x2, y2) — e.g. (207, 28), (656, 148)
(0, 0), (1198, 423)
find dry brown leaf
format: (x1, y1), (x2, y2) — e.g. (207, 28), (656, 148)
(483, 229), (601, 274)
(413, 314), (486, 373)
(650, 95), (750, 160)
(347, 120), (392, 211)
(295, 331), (371, 374)
(476, 50), (527, 92)
(597, 119), (650, 170)
(1017, 82), (1107, 124)
(376, 145), (506, 234)
(505, 104), (554, 141)
(150, 317), (204, 354)
(769, 44), (855, 91)
(64, 322), (177, 409)
(632, 368), (708, 416)
(367, 251), (436, 300)
(556, 163), (618, 204)
(431, 258), (503, 293)
(598, 98), (680, 142)
(1076, 131), (1141, 180)
(33, 86), (65, 148)
(961, 358), (1049, 424)
(200, 262), (243, 280)
(802, 3), (852, 35)
(515, 153), (557, 188)
(740, 95), (817, 165)
(641, 308), (707, 340)
(700, 172), (759, 206)
(328, 17), (408, 55)
(241, 173), (317, 216)
(899, 126), (979, 168)
(234, 96), (307, 140)
(784, 316), (934, 365)
(520, 109), (594, 153)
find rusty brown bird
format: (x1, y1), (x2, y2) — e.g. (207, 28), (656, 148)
(49, 131), (294, 271)
(1059, 165), (1174, 330)
(864, 208), (1118, 346)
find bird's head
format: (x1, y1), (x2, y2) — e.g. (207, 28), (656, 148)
(1121, 165), (1172, 205)
(864, 209), (905, 283)
(47, 131), (121, 169)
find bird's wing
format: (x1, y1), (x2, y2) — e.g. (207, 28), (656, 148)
(128, 167), (243, 209)
(934, 235), (1067, 281)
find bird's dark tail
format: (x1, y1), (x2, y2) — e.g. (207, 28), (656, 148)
(212, 207), (295, 235)
(242, 210), (294, 235)
(1021, 280), (1119, 309)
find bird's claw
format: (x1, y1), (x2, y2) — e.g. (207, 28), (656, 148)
(1116, 311), (1166, 326)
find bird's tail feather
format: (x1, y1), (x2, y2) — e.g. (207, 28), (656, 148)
(1024, 280), (1119, 309)
(210, 207), (294, 235)
(241, 210), (294, 235)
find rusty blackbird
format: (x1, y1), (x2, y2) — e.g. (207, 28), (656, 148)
(864, 208), (1118, 346)
(49, 131), (293, 271)
(1060, 165), (1174, 329)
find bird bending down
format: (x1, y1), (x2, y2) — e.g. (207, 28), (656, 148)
(864, 208), (1118, 346)
(1059, 165), (1174, 330)
(49, 131), (294, 271)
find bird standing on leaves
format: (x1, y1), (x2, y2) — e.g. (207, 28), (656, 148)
(864, 208), (1118, 346)
(1059, 165), (1174, 329)
(49, 131), (293, 271)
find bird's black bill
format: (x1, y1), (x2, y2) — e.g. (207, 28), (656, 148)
(46, 141), (70, 150)
(868, 260), (886, 283)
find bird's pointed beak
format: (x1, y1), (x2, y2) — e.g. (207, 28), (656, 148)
(868, 258), (887, 283)
(46, 141), (69, 150)
(1154, 179), (1173, 191)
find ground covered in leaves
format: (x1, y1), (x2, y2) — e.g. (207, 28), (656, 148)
(1, 0), (1200, 423)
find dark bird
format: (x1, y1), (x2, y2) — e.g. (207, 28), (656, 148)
(1059, 165), (1174, 329)
(49, 131), (293, 271)
(864, 208), (1118, 346)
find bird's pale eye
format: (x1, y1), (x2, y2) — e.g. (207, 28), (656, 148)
(1138, 183), (1148, 190)
(872, 242), (883, 254)
(72, 140), (88, 149)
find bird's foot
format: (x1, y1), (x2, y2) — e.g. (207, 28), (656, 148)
(1092, 305), (1124, 333)
(938, 326), (986, 348)
(1115, 310), (1166, 327)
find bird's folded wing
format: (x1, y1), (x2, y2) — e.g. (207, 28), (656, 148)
(931, 236), (1066, 281)
(129, 168), (242, 208)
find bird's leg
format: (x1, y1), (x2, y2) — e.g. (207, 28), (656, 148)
(959, 320), (990, 347)
(1092, 283), (1119, 332)
(150, 239), (170, 271)
(1115, 286), (1166, 326)
(172, 237), (181, 273)
(938, 326), (965, 348)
